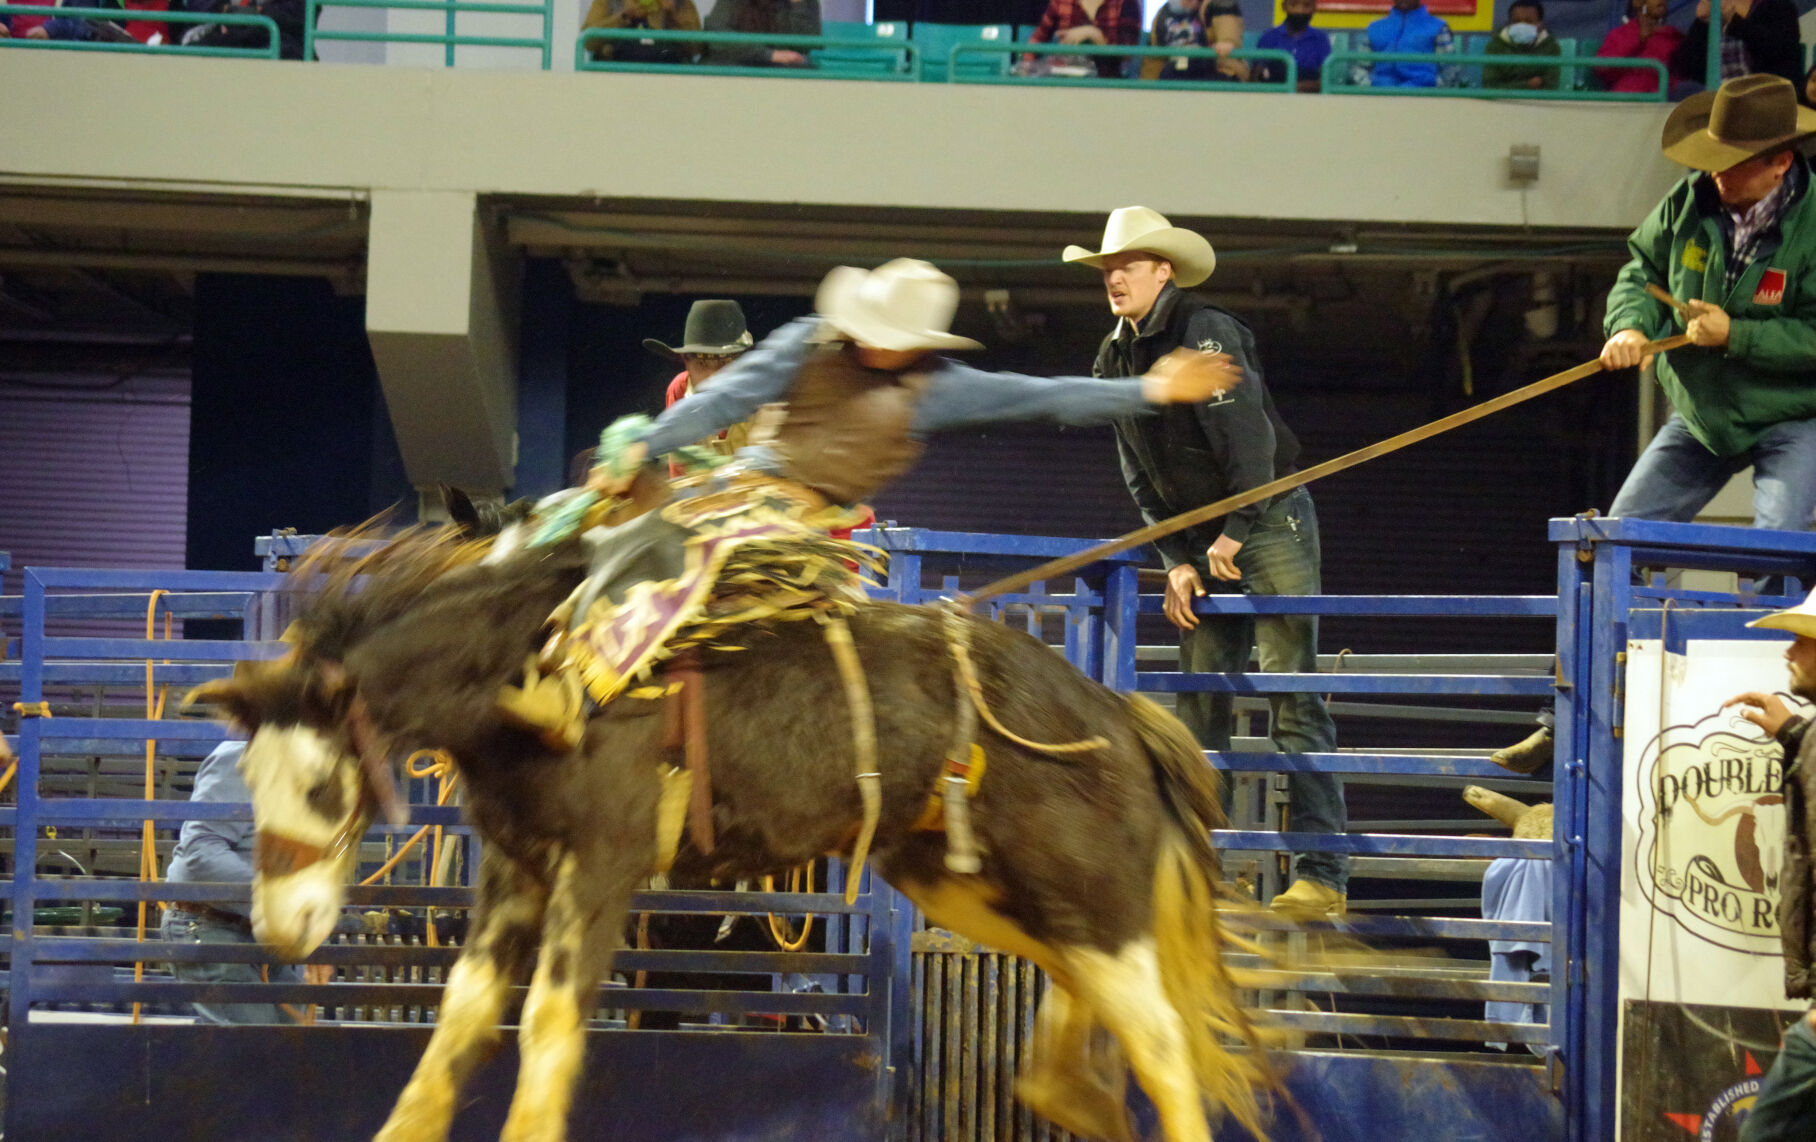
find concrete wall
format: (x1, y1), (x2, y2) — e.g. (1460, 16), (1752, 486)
(0, 53), (1679, 229)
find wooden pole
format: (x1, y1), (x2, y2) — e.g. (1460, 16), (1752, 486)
(961, 335), (1693, 607)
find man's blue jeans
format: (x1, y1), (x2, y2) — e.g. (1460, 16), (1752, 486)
(162, 907), (300, 1025)
(1175, 487), (1348, 892)
(1740, 1012), (1816, 1142)
(1610, 414), (1816, 533)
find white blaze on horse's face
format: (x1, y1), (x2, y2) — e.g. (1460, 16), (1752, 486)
(239, 723), (364, 961)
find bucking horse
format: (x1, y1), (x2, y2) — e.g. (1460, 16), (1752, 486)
(189, 524), (1281, 1142)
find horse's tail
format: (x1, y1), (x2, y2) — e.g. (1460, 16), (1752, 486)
(1127, 693), (1281, 1141)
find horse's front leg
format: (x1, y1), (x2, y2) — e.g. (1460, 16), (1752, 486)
(498, 843), (644, 1142)
(374, 848), (549, 1142)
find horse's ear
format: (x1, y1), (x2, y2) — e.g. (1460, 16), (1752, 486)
(442, 485), (483, 536)
(183, 664), (264, 731)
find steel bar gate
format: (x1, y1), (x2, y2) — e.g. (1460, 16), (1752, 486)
(9, 519), (1812, 1140)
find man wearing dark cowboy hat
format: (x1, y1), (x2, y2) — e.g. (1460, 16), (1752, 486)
(647, 299), (757, 472)
(1497, 74), (1816, 773)
(568, 300), (757, 486)
(1720, 592), (1816, 1141)
(1063, 207), (1349, 920)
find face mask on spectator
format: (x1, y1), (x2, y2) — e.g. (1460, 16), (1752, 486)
(1284, 11), (1313, 30)
(1505, 20), (1539, 43)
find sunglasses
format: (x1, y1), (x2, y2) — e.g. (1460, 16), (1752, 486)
(681, 353), (742, 364)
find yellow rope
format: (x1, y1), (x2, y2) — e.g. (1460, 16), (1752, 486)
(134, 590), (173, 1024)
(944, 604), (1108, 755)
(359, 750), (459, 945)
(763, 863), (814, 952)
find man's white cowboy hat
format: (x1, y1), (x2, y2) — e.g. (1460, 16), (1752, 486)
(815, 258), (983, 352)
(1748, 587), (1816, 640)
(1062, 206), (1217, 288)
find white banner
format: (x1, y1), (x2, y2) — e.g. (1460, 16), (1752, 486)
(1619, 638), (1806, 1011)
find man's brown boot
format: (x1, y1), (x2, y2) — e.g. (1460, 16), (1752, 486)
(1491, 727), (1554, 775)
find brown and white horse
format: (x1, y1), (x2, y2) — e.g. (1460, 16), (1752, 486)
(194, 533), (1279, 1142)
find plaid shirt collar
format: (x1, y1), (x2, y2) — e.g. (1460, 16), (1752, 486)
(1725, 160), (1804, 283)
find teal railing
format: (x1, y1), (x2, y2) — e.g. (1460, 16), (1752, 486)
(0, 4), (281, 57)
(305, 0), (554, 68)
(949, 40), (1297, 92)
(1320, 50), (1669, 100)
(576, 27), (920, 80)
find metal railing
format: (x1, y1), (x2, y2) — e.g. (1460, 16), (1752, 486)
(305, 0), (554, 68)
(4, 562), (902, 1139)
(949, 40), (1298, 92)
(0, 4), (281, 57)
(576, 27), (920, 79)
(1321, 49), (1671, 100)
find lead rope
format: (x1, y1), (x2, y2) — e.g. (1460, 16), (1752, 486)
(135, 589), (172, 1026)
(818, 615), (880, 906)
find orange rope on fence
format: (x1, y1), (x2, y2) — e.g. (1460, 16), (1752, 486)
(763, 863), (814, 953)
(359, 750), (459, 946)
(134, 589), (172, 1024)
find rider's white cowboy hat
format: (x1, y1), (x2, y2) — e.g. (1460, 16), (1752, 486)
(1062, 206), (1217, 288)
(1748, 587), (1816, 640)
(815, 258), (983, 352)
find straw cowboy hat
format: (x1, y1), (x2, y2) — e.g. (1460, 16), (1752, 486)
(1662, 74), (1816, 172)
(1062, 206), (1217, 288)
(1749, 587), (1816, 640)
(814, 258), (983, 352)
(643, 299), (755, 360)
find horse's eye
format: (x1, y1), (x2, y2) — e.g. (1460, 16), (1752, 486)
(305, 775), (347, 820)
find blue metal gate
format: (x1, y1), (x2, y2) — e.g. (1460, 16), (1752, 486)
(8, 518), (1816, 1141)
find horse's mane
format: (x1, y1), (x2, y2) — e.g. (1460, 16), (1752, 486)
(283, 513), (510, 661)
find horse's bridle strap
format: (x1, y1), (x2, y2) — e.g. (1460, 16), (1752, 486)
(254, 785), (373, 877)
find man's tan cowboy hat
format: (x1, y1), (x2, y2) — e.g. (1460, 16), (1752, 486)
(1062, 206), (1217, 288)
(1748, 587), (1816, 640)
(643, 299), (754, 360)
(1662, 74), (1816, 172)
(814, 258), (983, 352)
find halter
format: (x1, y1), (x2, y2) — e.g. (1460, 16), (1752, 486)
(252, 690), (409, 878)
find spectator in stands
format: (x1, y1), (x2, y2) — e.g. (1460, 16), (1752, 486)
(162, 740), (330, 1024)
(1482, 0), (1559, 91)
(1063, 206), (1350, 920)
(1143, 0), (1246, 82)
(183, 0), (309, 58)
(44, 0), (137, 43)
(1495, 75), (1816, 774)
(4, 0), (54, 38)
(1026, 0), (1143, 79)
(1677, 0), (1803, 88)
(1595, 0), (1685, 96)
(583, 0), (701, 63)
(701, 0), (818, 68)
(1255, 0), (1331, 93)
(1353, 0), (1458, 88)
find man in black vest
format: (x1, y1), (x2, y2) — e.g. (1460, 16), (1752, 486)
(1065, 207), (1348, 918)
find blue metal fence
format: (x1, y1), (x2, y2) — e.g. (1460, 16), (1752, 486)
(13, 519), (1814, 1138)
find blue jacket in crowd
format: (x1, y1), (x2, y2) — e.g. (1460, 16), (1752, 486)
(1363, 4), (1455, 87)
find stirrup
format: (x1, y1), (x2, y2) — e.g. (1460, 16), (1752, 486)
(496, 656), (587, 752)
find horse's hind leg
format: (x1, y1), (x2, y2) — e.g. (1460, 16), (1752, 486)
(376, 848), (549, 1142)
(1015, 983), (1135, 1142)
(1066, 940), (1213, 1142)
(499, 845), (643, 1142)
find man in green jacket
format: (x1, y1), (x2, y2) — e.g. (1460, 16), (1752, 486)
(1497, 74), (1816, 773)
(1601, 74), (1816, 532)
(1481, 0), (1560, 91)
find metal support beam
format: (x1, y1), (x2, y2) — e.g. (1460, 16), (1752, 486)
(365, 189), (521, 496)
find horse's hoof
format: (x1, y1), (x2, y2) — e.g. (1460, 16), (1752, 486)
(1016, 1071), (1136, 1142)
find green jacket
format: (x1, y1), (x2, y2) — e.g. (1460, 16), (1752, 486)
(1481, 29), (1560, 90)
(1605, 162), (1816, 458)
